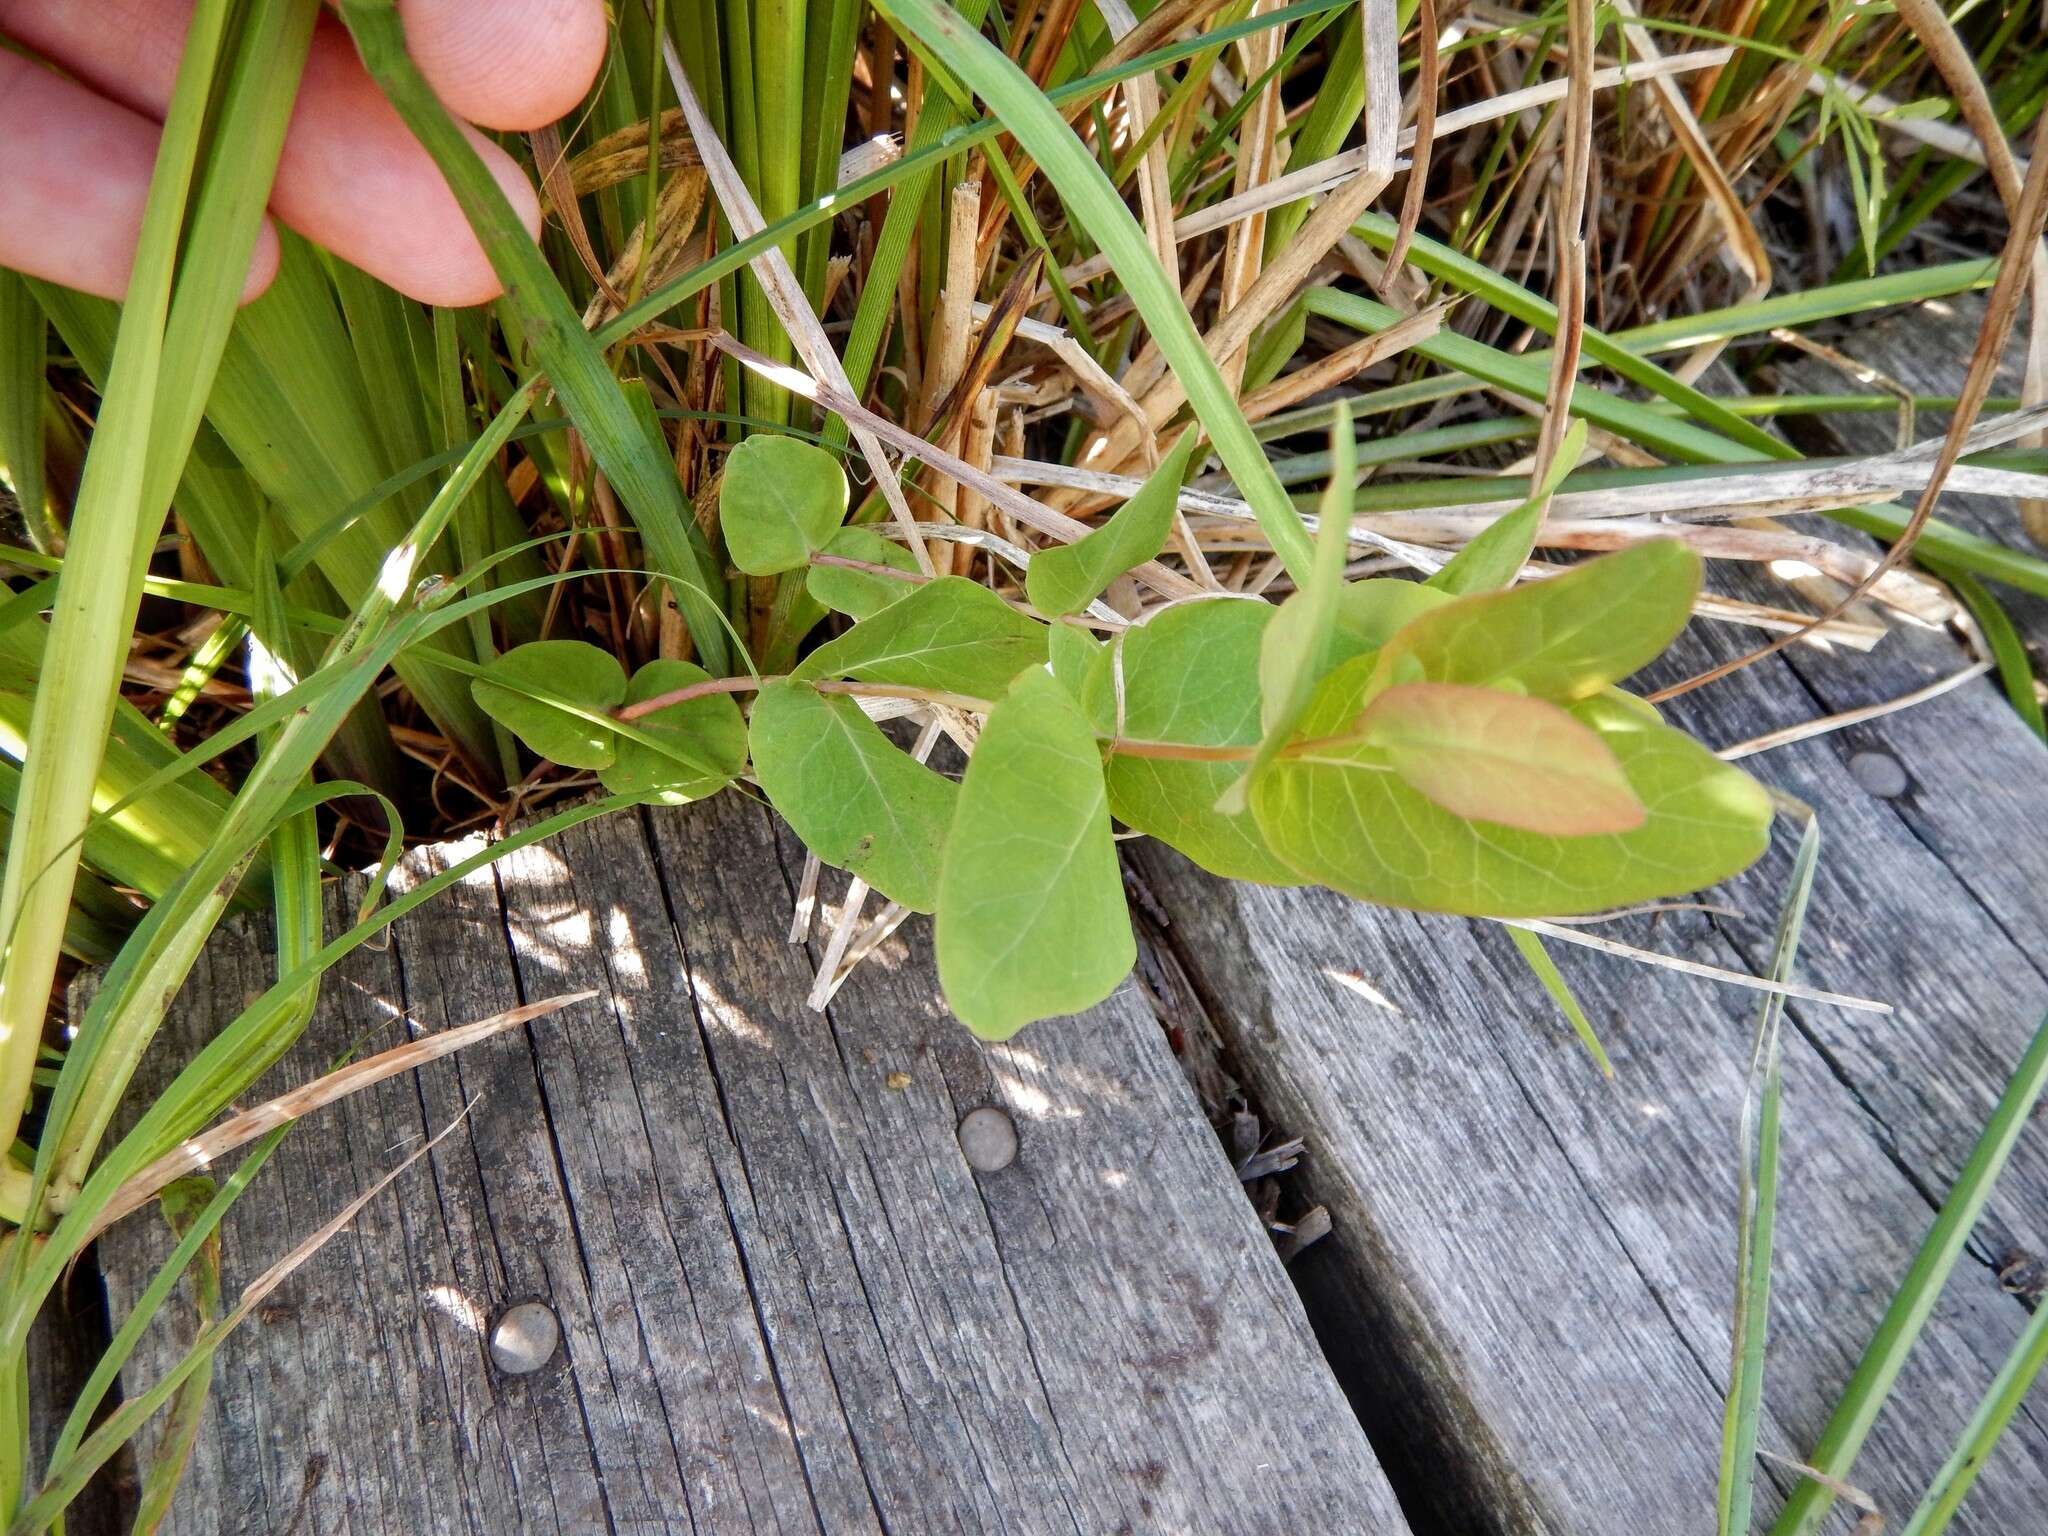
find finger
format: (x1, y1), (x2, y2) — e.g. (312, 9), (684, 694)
(397, 0), (607, 132)
(0, 53), (279, 304)
(271, 20), (540, 306)
(0, 4), (540, 306)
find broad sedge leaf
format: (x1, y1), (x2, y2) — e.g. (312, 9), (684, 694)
(793, 575), (1047, 697)
(1377, 539), (1702, 702)
(598, 660), (747, 805)
(1252, 662), (1771, 916)
(1358, 682), (1646, 836)
(721, 433), (849, 575)
(1025, 429), (1199, 617)
(807, 524), (920, 620)
(1086, 598), (1300, 884)
(749, 679), (957, 911)
(937, 667), (1135, 1039)
(472, 640), (626, 769)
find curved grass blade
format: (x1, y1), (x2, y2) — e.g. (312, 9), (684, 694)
(874, 0), (1316, 581)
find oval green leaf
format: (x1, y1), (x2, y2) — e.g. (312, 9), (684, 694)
(1426, 419), (1587, 596)
(793, 575), (1048, 698)
(472, 640), (628, 769)
(1025, 430), (1198, 617)
(1253, 659), (1771, 916)
(807, 524), (920, 620)
(721, 433), (850, 575)
(598, 660), (747, 804)
(937, 667), (1135, 1039)
(1377, 540), (1703, 702)
(1358, 682), (1646, 836)
(749, 678), (957, 911)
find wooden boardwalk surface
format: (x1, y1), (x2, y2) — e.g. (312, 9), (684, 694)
(36, 302), (2048, 1534)
(81, 795), (1406, 1535)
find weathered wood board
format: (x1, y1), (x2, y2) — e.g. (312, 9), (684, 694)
(88, 793), (1407, 1535)
(1129, 328), (2048, 1530)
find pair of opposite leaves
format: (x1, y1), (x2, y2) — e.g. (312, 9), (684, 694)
(469, 430), (1770, 1037)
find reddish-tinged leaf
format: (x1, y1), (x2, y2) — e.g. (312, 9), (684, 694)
(1359, 682), (1647, 836)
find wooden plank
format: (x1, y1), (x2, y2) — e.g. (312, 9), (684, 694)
(89, 792), (1407, 1534)
(1130, 530), (2048, 1528)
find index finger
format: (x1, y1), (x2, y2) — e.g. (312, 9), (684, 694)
(395, 0), (607, 132)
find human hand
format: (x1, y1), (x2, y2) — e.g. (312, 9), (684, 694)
(0, 0), (605, 306)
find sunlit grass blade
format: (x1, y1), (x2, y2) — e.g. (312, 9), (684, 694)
(0, 0), (278, 1177)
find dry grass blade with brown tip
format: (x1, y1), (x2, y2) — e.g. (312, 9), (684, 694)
(1377, 0), (1438, 293)
(84, 990), (597, 1241)
(1530, 0), (1593, 488)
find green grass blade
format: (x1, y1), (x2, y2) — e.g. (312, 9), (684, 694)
(0, 274), (55, 555)
(877, 0), (1315, 581)
(1929, 561), (2047, 739)
(1505, 926), (1612, 1076)
(0, 0), (241, 1165)
(340, 0), (730, 672)
(1770, 1007), (2048, 1536)
(1720, 805), (1821, 1536)
(1897, 1300), (2048, 1536)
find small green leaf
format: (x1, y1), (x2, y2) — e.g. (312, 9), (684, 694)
(1379, 540), (1702, 702)
(937, 668), (1134, 1038)
(1048, 620), (1104, 701)
(1025, 430), (1199, 617)
(472, 640), (627, 769)
(598, 660), (747, 804)
(793, 575), (1047, 697)
(1253, 665), (1771, 916)
(1089, 599), (1299, 883)
(721, 434), (849, 575)
(1428, 419), (1586, 596)
(807, 524), (920, 620)
(1359, 682), (1646, 836)
(749, 678), (957, 911)
(1218, 402), (1356, 813)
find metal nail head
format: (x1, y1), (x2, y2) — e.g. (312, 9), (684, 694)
(1848, 749), (1909, 799)
(958, 1106), (1019, 1173)
(489, 1301), (561, 1376)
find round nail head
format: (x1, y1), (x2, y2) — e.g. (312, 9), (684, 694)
(489, 1301), (561, 1376)
(958, 1106), (1019, 1173)
(1848, 749), (1909, 799)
